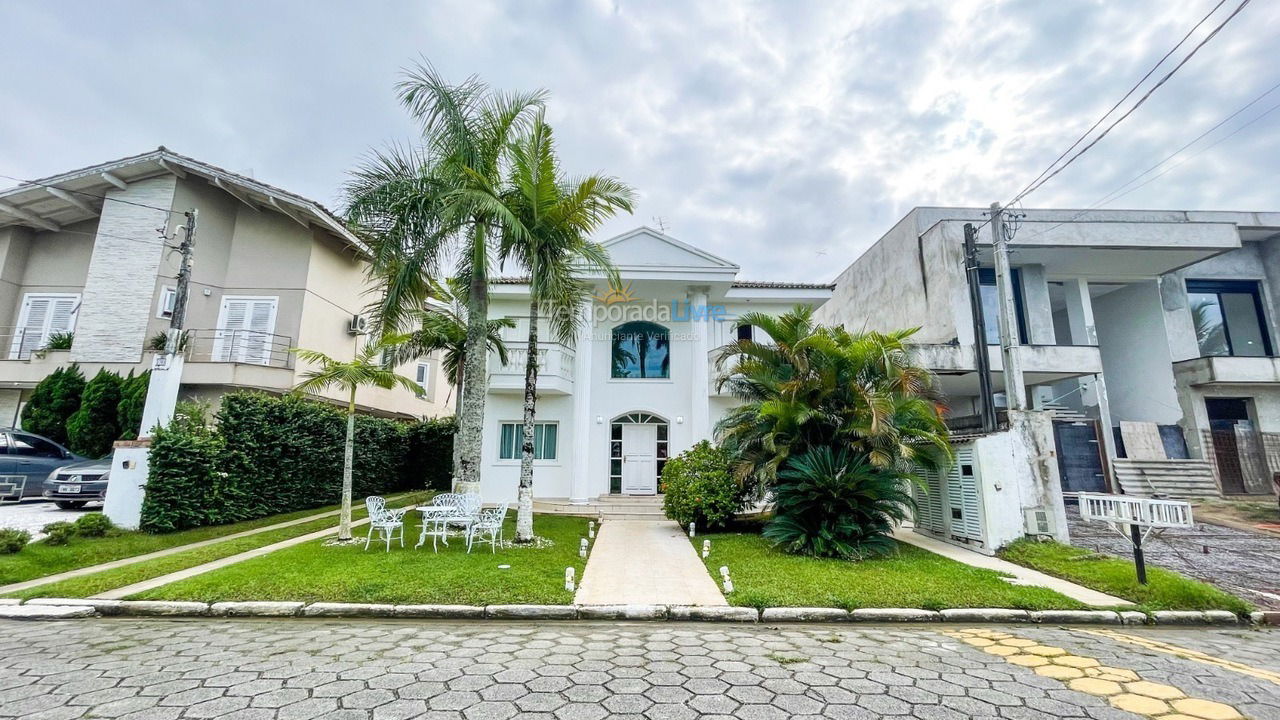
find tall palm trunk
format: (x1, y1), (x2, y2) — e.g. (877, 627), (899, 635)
(455, 228), (491, 496)
(339, 387), (356, 541)
(451, 364), (464, 478)
(516, 295), (540, 542)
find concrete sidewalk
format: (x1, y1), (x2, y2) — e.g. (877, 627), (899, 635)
(893, 527), (1133, 606)
(575, 519), (726, 606)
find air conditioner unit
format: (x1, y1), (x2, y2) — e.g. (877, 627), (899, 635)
(1023, 507), (1056, 537)
(347, 314), (368, 335)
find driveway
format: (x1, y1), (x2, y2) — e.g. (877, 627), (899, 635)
(0, 500), (94, 540)
(1067, 503), (1280, 610)
(0, 619), (1276, 719)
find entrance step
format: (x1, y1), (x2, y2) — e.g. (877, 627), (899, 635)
(532, 495), (668, 519)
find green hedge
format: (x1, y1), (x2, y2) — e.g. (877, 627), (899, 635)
(139, 391), (454, 533)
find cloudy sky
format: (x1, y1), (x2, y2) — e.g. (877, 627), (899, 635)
(1, 0), (1276, 282)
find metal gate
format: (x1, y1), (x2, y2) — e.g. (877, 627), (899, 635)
(1053, 420), (1108, 493)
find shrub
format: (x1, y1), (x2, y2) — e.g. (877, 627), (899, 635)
(66, 369), (124, 457)
(44, 331), (74, 350)
(20, 365), (85, 445)
(0, 528), (30, 554)
(763, 446), (915, 560)
(139, 391), (455, 532)
(661, 441), (741, 530)
(116, 371), (150, 441)
(73, 512), (115, 538)
(139, 421), (225, 533)
(404, 416), (456, 491)
(41, 521), (77, 546)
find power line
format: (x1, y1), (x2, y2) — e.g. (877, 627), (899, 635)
(1010, 0), (1253, 205)
(0, 171), (186, 216)
(1016, 88), (1280, 241)
(1006, 0), (1230, 206)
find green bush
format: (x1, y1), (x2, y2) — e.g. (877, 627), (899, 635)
(404, 416), (456, 491)
(43, 331), (74, 351)
(661, 441), (741, 530)
(66, 369), (124, 457)
(0, 528), (30, 554)
(20, 365), (85, 445)
(41, 521), (77, 546)
(72, 512), (115, 538)
(116, 371), (150, 441)
(139, 391), (455, 532)
(139, 421), (225, 533)
(763, 447), (915, 560)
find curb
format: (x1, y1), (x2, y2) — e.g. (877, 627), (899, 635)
(0, 599), (1265, 626)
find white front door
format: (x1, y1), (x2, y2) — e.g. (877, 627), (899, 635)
(621, 423), (657, 495)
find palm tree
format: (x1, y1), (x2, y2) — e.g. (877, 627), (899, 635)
(715, 305), (951, 497)
(345, 61), (545, 495)
(495, 114), (634, 541)
(293, 334), (423, 542)
(384, 277), (515, 476)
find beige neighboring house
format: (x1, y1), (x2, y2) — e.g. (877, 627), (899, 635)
(0, 148), (453, 426)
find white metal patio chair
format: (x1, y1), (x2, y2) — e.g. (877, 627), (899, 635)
(467, 503), (509, 554)
(363, 496), (408, 552)
(416, 493), (481, 552)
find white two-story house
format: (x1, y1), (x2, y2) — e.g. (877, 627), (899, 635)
(0, 148), (452, 427)
(478, 227), (832, 504)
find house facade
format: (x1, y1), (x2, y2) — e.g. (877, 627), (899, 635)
(0, 149), (452, 426)
(817, 207), (1280, 506)
(477, 227), (832, 504)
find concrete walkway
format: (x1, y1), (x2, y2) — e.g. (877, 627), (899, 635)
(92, 516), (378, 599)
(575, 520), (726, 606)
(893, 527), (1134, 606)
(0, 506), (350, 596)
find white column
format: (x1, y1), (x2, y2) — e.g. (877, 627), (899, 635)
(1020, 264), (1055, 345)
(689, 289), (711, 442)
(1062, 278), (1098, 345)
(569, 300), (594, 504)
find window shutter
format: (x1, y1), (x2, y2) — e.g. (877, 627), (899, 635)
(216, 297), (277, 364)
(10, 294), (79, 359)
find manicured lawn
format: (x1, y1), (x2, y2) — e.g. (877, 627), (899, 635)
(999, 539), (1252, 614)
(2, 491), (432, 599)
(131, 513), (589, 606)
(698, 532), (1088, 610)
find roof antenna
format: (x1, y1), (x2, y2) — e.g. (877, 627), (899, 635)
(652, 216), (668, 233)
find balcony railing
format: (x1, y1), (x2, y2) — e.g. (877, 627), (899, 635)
(489, 342), (575, 394)
(184, 329), (294, 369)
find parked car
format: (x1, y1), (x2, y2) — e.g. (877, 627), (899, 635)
(0, 429), (87, 504)
(42, 457), (111, 509)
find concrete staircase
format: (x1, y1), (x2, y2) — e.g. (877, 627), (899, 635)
(532, 494), (668, 521)
(1112, 458), (1220, 499)
(1038, 402), (1092, 423)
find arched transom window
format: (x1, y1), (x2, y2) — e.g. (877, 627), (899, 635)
(611, 321), (670, 378)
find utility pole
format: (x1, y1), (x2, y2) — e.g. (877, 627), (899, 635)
(167, 209), (197, 352)
(989, 202), (1027, 411)
(964, 223), (997, 432)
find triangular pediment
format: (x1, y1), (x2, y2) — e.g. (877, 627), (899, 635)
(601, 227), (739, 271)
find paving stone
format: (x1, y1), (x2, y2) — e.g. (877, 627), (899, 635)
(208, 601), (304, 617)
(0, 604), (94, 620)
(1153, 611), (1211, 625)
(301, 602), (397, 617)
(849, 608), (941, 622)
(760, 607), (848, 622)
(115, 601), (208, 616)
(486, 604), (578, 619)
(1029, 610), (1121, 625)
(394, 604), (486, 619)
(940, 608), (1032, 623)
(667, 605), (758, 622)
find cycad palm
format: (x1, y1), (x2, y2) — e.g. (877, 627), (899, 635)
(715, 305), (950, 497)
(293, 335), (422, 542)
(345, 61), (544, 494)
(496, 113), (634, 541)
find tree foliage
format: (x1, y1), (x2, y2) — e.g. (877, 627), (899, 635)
(116, 370), (150, 441)
(661, 441), (742, 531)
(66, 369), (123, 457)
(19, 365), (85, 444)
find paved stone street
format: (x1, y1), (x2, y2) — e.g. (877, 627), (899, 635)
(0, 499), (92, 540)
(1067, 504), (1280, 610)
(2, 619), (1278, 719)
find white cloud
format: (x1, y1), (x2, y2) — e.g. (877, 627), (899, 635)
(1, 0), (1275, 282)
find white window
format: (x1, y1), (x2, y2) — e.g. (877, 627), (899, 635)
(156, 287), (177, 319)
(414, 362), (431, 399)
(499, 422), (557, 460)
(213, 296), (278, 365)
(9, 293), (79, 359)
